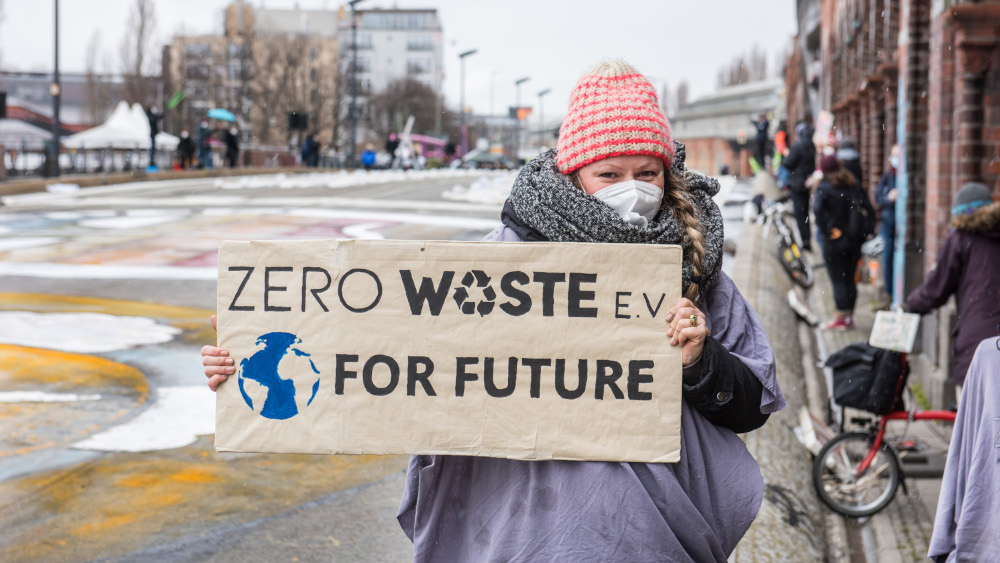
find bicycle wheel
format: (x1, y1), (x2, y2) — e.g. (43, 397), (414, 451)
(777, 237), (815, 288)
(813, 432), (901, 517)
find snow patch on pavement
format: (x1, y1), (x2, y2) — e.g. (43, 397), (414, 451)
(0, 261), (217, 280)
(73, 386), (215, 452)
(0, 237), (62, 251)
(0, 391), (102, 403)
(214, 168), (483, 190)
(0, 311), (181, 353)
(441, 173), (517, 204)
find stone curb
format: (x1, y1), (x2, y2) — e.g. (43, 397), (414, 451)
(730, 223), (829, 562)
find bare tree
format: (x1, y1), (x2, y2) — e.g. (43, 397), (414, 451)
(367, 78), (453, 143)
(248, 35), (314, 145)
(659, 82), (671, 117)
(85, 31), (115, 125)
(717, 44), (769, 88)
(119, 0), (157, 104)
(675, 81), (690, 110)
(0, 0), (6, 76)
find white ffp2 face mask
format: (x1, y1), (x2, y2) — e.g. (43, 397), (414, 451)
(592, 180), (664, 228)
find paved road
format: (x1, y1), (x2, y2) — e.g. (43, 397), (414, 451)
(0, 169), (512, 562)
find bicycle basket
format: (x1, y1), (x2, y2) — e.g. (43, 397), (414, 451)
(825, 342), (908, 415)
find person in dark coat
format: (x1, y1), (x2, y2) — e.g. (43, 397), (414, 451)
(196, 120), (213, 169)
(781, 121), (817, 250)
(836, 137), (863, 189)
(814, 155), (870, 329)
(752, 113), (770, 170)
(875, 145), (900, 302)
(177, 129), (196, 169)
(906, 183), (1000, 389)
(224, 127), (240, 168)
(301, 134), (320, 167)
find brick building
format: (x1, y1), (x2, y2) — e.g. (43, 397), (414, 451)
(670, 79), (785, 177)
(787, 0), (1000, 405)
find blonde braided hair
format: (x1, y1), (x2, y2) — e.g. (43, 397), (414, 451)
(662, 170), (706, 301)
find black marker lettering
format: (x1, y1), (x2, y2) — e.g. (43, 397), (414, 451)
(595, 360), (625, 400)
(627, 360), (654, 400)
(264, 267), (293, 312)
(499, 271), (532, 316)
(568, 273), (598, 318)
(363, 355), (399, 396)
(228, 266), (255, 311)
(302, 267), (332, 312)
(532, 272), (566, 317)
(400, 270), (455, 315)
(335, 354), (359, 395)
(407, 356), (436, 396)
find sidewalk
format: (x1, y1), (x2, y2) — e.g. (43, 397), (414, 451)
(805, 251), (949, 562)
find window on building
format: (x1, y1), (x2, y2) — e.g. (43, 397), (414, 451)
(407, 57), (432, 75)
(407, 35), (433, 51)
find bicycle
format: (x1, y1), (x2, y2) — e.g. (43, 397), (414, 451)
(752, 198), (814, 288)
(812, 353), (956, 517)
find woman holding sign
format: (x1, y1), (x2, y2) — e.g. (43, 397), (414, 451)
(204, 60), (786, 561)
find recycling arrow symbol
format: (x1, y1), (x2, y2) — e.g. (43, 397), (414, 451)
(452, 270), (496, 316)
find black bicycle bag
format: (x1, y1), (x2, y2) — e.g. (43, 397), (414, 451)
(825, 342), (907, 415)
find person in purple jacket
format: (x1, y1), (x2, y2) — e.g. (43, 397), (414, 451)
(395, 60), (785, 562)
(906, 182), (1000, 391)
(203, 60), (786, 562)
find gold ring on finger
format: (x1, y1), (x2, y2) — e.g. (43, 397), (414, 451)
(690, 314), (698, 327)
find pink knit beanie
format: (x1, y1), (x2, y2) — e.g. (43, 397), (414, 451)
(556, 60), (675, 175)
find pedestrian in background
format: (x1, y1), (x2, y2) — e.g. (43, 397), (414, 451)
(781, 120), (817, 251)
(752, 113), (770, 170)
(224, 127), (240, 168)
(361, 144), (376, 171)
(177, 129), (195, 170)
(204, 59), (787, 562)
(929, 334), (1000, 562)
(905, 182), (1000, 392)
(196, 120), (213, 169)
(301, 134), (320, 167)
(875, 144), (900, 305)
(814, 155), (871, 329)
(836, 137), (862, 188)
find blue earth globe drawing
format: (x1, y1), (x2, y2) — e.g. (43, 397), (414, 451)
(237, 332), (321, 420)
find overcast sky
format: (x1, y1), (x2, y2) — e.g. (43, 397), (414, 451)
(0, 0), (797, 119)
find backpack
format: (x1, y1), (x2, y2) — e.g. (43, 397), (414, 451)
(847, 187), (878, 241)
(825, 342), (907, 415)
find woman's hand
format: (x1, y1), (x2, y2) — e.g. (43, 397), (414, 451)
(665, 298), (709, 366)
(201, 315), (234, 392)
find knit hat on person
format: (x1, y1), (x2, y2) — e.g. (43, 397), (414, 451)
(556, 60), (674, 175)
(819, 154), (840, 174)
(951, 182), (993, 216)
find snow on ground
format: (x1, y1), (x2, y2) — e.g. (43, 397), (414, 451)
(441, 172), (518, 205)
(0, 391), (102, 403)
(0, 311), (181, 353)
(73, 385), (215, 452)
(213, 168), (485, 190)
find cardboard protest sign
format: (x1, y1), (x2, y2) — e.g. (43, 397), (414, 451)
(215, 239), (683, 462)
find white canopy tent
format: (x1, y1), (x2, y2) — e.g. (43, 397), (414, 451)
(63, 101), (179, 150)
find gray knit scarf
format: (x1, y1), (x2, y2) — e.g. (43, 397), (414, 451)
(502, 142), (724, 300)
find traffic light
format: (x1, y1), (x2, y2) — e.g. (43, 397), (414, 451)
(288, 111), (309, 131)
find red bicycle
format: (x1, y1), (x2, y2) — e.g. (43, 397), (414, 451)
(812, 353), (957, 517)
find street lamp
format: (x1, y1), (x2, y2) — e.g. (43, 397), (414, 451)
(537, 88), (550, 148)
(458, 48), (478, 158)
(348, 0), (365, 168)
(513, 76), (530, 165)
(50, 0), (61, 178)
